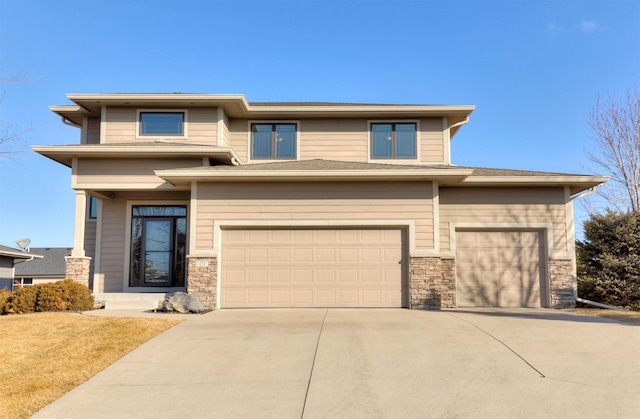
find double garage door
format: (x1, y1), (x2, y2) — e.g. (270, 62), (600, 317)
(221, 228), (406, 308)
(456, 230), (548, 308)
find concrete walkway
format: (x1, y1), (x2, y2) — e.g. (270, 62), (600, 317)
(33, 308), (640, 418)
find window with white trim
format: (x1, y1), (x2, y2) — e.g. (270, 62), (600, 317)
(370, 123), (417, 159)
(251, 123), (297, 159)
(139, 112), (185, 136)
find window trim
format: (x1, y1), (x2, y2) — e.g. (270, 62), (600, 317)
(367, 120), (420, 163)
(247, 120), (299, 162)
(136, 109), (189, 140)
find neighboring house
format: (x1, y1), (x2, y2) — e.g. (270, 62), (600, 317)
(0, 245), (43, 291)
(13, 248), (72, 290)
(33, 94), (607, 310)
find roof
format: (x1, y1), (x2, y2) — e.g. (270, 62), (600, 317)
(49, 93), (475, 138)
(154, 159), (608, 195)
(0, 245), (44, 260)
(14, 248), (72, 277)
(32, 142), (241, 167)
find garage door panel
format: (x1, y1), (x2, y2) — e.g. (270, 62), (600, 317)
(221, 228), (405, 308)
(457, 230), (546, 308)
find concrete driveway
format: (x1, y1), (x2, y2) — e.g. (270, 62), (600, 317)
(33, 308), (640, 418)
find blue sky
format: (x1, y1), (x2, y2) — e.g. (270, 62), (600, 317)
(0, 0), (638, 247)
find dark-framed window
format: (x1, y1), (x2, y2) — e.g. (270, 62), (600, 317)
(371, 123), (417, 159)
(129, 206), (187, 287)
(139, 112), (185, 136)
(89, 197), (98, 219)
(251, 123), (297, 159)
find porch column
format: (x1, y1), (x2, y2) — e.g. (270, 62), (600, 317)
(66, 190), (91, 287)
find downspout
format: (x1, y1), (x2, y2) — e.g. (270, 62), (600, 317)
(569, 186), (597, 202)
(62, 117), (82, 128)
(448, 116), (470, 132)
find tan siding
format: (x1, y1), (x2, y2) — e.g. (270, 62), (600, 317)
(99, 199), (127, 292)
(103, 107), (218, 145)
(104, 107), (136, 142)
(75, 158), (203, 189)
(196, 181), (433, 252)
(0, 257), (13, 291)
(87, 117), (100, 144)
(420, 118), (444, 163)
(299, 119), (368, 162)
(439, 187), (567, 253)
(84, 218), (96, 269)
(222, 112), (230, 147)
(227, 118), (249, 161)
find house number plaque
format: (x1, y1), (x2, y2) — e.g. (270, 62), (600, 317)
(195, 261), (209, 267)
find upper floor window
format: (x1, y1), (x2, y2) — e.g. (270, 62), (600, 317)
(251, 123), (297, 160)
(139, 112), (185, 137)
(371, 123), (417, 159)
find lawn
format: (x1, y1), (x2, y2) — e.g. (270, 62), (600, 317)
(0, 312), (181, 419)
(567, 308), (640, 325)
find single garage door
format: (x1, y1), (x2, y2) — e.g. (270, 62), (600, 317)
(456, 230), (547, 307)
(221, 228), (406, 308)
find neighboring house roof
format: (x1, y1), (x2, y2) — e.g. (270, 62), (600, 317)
(0, 245), (43, 260)
(154, 159), (608, 195)
(14, 248), (71, 277)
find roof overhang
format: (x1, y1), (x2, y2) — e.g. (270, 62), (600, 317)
(51, 94), (475, 134)
(0, 249), (44, 260)
(155, 167), (476, 185)
(461, 175), (609, 195)
(31, 144), (241, 167)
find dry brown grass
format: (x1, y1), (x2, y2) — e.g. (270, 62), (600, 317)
(0, 312), (181, 418)
(567, 308), (640, 325)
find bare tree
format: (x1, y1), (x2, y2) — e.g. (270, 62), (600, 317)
(0, 73), (31, 159)
(586, 88), (640, 212)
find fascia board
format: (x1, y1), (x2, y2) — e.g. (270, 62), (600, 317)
(0, 250), (44, 259)
(155, 168), (474, 184)
(462, 175), (609, 185)
(31, 145), (241, 167)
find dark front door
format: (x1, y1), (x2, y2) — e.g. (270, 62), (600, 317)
(130, 206), (186, 287)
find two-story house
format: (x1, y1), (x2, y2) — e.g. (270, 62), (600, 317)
(33, 94), (607, 310)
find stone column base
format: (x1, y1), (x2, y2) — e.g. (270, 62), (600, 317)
(409, 256), (456, 310)
(549, 258), (576, 308)
(65, 256), (92, 289)
(187, 256), (217, 309)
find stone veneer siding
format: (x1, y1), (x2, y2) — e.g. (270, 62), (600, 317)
(409, 256), (456, 310)
(187, 256), (217, 309)
(65, 256), (91, 288)
(549, 258), (576, 308)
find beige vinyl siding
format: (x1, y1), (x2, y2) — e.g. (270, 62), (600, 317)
(75, 158), (202, 189)
(87, 117), (101, 144)
(195, 181), (433, 252)
(84, 218), (96, 283)
(222, 112), (230, 147)
(299, 119), (368, 162)
(103, 107), (218, 144)
(419, 117), (444, 163)
(228, 118), (448, 164)
(439, 187), (567, 253)
(98, 198), (127, 292)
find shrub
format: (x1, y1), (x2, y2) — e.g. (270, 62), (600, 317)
(577, 210), (640, 310)
(0, 290), (11, 314)
(1, 280), (94, 315)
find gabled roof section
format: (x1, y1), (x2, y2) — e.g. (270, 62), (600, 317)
(50, 93), (475, 137)
(31, 142), (241, 167)
(14, 248), (71, 277)
(154, 159), (608, 195)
